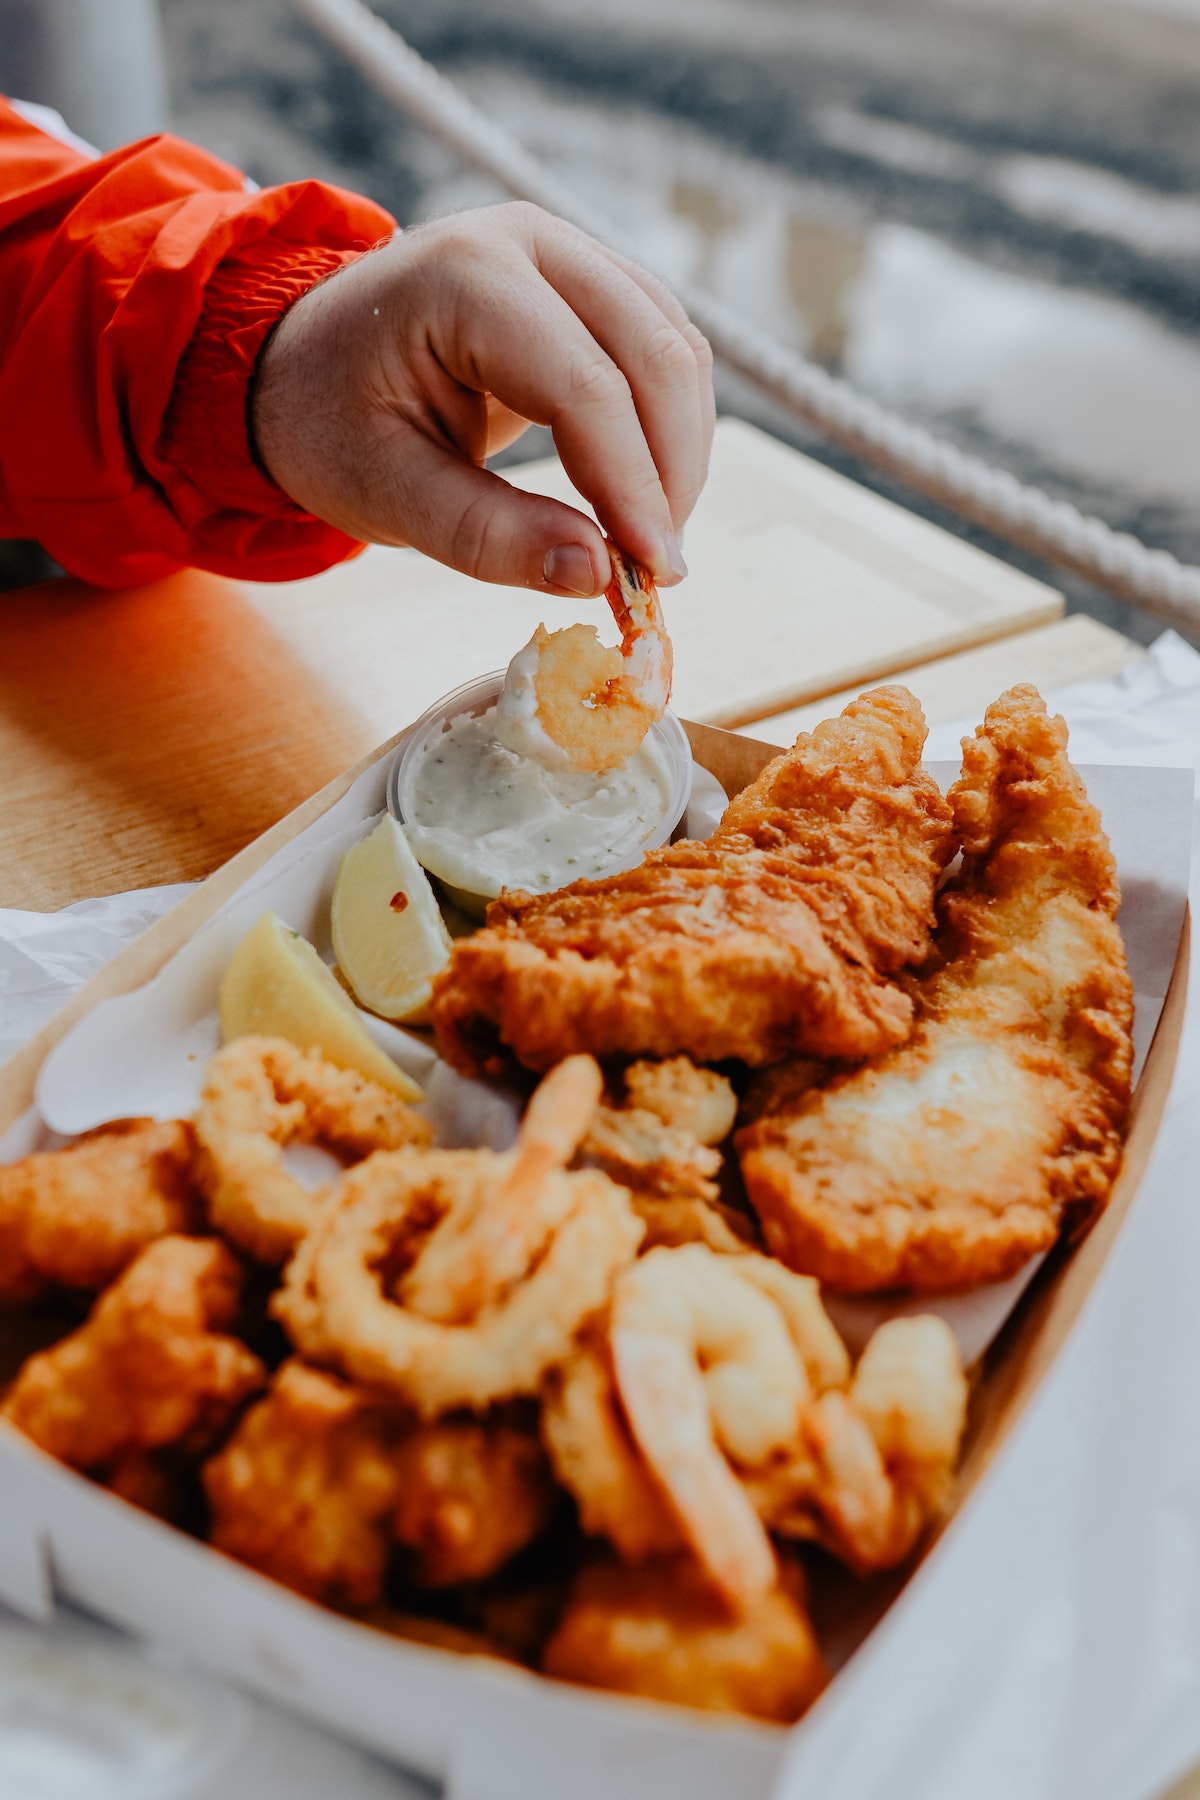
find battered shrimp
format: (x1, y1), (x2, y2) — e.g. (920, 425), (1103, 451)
(541, 1332), (682, 1563)
(399, 1056), (603, 1325)
(497, 547), (672, 773)
(747, 1316), (968, 1572)
(609, 1245), (806, 1607)
(809, 1315), (968, 1569)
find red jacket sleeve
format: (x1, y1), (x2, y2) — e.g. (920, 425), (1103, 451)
(0, 98), (396, 586)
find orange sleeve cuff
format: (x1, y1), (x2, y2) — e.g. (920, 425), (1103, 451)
(157, 237), (367, 575)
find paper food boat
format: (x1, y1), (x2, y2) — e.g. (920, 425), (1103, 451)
(0, 714), (1190, 1800)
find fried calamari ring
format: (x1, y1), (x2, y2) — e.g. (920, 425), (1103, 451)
(275, 1146), (642, 1418)
(195, 1036), (431, 1264)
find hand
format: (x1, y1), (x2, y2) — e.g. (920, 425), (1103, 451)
(251, 203), (714, 597)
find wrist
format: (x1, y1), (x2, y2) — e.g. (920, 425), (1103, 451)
(160, 239), (361, 517)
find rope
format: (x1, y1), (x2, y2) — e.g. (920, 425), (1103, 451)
(297, 0), (1200, 633)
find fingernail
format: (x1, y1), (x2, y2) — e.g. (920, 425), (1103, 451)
(543, 543), (597, 596)
(664, 532), (688, 581)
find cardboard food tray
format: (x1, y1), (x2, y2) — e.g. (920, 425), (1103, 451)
(0, 716), (1190, 1800)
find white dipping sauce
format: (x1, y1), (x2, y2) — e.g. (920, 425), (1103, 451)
(403, 701), (673, 897)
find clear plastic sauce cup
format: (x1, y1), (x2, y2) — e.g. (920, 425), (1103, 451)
(388, 671), (694, 920)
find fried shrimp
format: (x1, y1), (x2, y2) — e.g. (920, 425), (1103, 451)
(194, 1036), (431, 1264)
(391, 1417), (556, 1586)
(541, 1333), (682, 1563)
(500, 547), (672, 774)
(609, 1246), (801, 1607)
(608, 1245), (897, 1601)
(0, 1118), (200, 1304)
(400, 1056), (603, 1326)
(543, 1555), (828, 1722)
(746, 1316), (968, 1572)
(274, 1143), (643, 1418)
(2, 1237), (265, 1471)
(204, 1360), (406, 1609)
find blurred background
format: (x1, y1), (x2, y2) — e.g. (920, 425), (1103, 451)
(3, 0), (1200, 643)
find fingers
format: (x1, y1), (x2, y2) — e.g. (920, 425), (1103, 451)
(370, 432), (612, 595)
(434, 207), (712, 585)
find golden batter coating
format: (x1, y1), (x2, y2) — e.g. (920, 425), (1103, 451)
(739, 686), (1134, 1292)
(2, 1236), (264, 1469)
(543, 1556), (827, 1722)
(0, 1118), (201, 1305)
(391, 1417), (556, 1586)
(204, 1360), (405, 1610)
(431, 688), (956, 1075)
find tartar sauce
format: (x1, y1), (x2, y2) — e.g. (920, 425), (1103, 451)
(402, 702), (673, 898)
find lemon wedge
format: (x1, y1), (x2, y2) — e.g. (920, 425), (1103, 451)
(219, 909), (423, 1102)
(331, 815), (454, 1025)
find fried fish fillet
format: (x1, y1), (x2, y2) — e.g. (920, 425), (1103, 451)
(0, 1118), (201, 1305)
(2, 1235), (265, 1468)
(738, 685), (1134, 1292)
(431, 687), (956, 1074)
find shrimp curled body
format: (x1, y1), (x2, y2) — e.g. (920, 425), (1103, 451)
(276, 1061), (643, 1417)
(501, 549), (672, 774)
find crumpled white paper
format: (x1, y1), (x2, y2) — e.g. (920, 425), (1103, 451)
(0, 884), (197, 1066)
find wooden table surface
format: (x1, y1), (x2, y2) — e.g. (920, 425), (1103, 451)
(0, 418), (1140, 912)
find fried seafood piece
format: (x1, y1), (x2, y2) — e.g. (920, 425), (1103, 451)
(2, 1236), (265, 1470)
(739, 685), (1135, 1292)
(607, 1246), (965, 1592)
(630, 1195), (758, 1254)
(0, 1119), (200, 1305)
(541, 1333), (682, 1563)
(499, 547), (672, 773)
(543, 1555), (828, 1723)
(275, 1062), (644, 1417)
(391, 1416), (556, 1586)
(204, 1360), (405, 1608)
(194, 1035), (431, 1265)
(608, 1245), (850, 1607)
(582, 1058), (737, 1203)
(580, 1058), (752, 1251)
(431, 687), (956, 1074)
(207, 1362), (556, 1605)
(744, 1316), (968, 1572)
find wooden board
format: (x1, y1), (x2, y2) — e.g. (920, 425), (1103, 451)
(234, 418), (1065, 741)
(0, 418), (1074, 911)
(753, 615), (1142, 744)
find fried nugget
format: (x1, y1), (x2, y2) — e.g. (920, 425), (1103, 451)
(204, 1360), (405, 1610)
(739, 686), (1135, 1292)
(0, 1119), (201, 1305)
(580, 1060), (752, 1250)
(2, 1236), (265, 1468)
(543, 1556), (828, 1722)
(431, 688), (956, 1074)
(391, 1417), (556, 1587)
